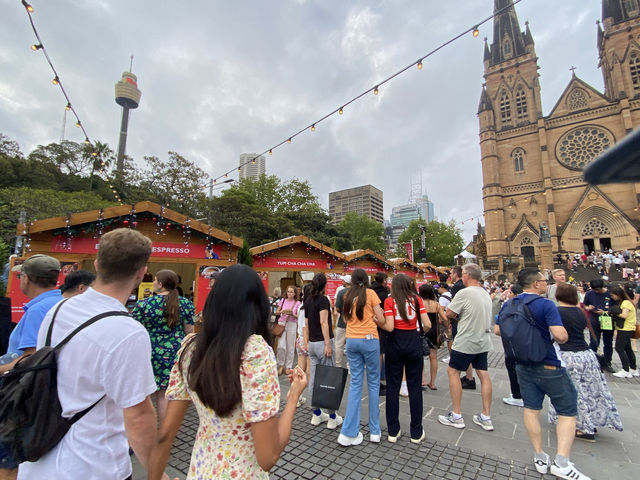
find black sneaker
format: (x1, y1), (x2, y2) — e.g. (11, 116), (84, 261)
(461, 377), (476, 390)
(604, 364), (616, 374)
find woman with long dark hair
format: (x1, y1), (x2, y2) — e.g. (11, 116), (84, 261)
(337, 268), (390, 446)
(418, 283), (447, 390)
(305, 272), (343, 429)
(132, 269), (195, 423)
(148, 265), (307, 479)
(384, 274), (430, 443)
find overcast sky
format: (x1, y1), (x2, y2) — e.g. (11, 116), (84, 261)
(0, 0), (603, 242)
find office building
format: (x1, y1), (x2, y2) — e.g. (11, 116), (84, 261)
(328, 185), (384, 224)
(238, 153), (266, 180)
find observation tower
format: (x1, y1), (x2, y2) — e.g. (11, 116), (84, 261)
(114, 57), (141, 172)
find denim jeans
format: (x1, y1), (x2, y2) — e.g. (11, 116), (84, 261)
(589, 318), (614, 366)
(515, 363), (577, 416)
(340, 337), (381, 437)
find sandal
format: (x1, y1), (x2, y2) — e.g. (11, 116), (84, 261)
(575, 431), (595, 442)
(426, 384), (437, 390)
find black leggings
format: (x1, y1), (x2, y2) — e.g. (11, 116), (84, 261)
(615, 330), (637, 371)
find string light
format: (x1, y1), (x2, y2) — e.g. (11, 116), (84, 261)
(141, 0), (524, 202)
(20, 0), (122, 205)
(311, 124), (316, 131)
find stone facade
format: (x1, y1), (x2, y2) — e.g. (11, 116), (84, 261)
(480, 0), (640, 268)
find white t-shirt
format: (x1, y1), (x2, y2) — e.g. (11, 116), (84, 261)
(18, 288), (156, 480)
(438, 291), (452, 309)
(297, 306), (306, 337)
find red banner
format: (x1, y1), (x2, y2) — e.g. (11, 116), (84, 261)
(344, 264), (386, 274)
(325, 279), (342, 305)
(403, 242), (414, 262)
(50, 237), (222, 259)
(252, 256), (336, 270)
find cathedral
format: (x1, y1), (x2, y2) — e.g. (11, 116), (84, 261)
(479, 0), (640, 272)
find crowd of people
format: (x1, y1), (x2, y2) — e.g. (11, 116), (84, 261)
(1, 230), (639, 479)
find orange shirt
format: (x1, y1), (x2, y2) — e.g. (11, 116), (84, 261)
(345, 289), (381, 339)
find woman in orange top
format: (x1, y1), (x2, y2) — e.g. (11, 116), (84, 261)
(383, 274), (430, 444)
(337, 268), (391, 446)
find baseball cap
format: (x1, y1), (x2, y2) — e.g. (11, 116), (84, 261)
(342, 274), (352, 284)
(12, 254), (61, 279)
(433, 283), (440, 289)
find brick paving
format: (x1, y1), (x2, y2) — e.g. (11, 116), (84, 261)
(133, 336), (640, 479)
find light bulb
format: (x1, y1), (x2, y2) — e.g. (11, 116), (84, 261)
(251, 159), (256, 165)
(65, 103), (71, 111)
(473, 26), (480, 37)
(417, 61), (423, 70)
(268, 149), (272, 155)
(311, 124), (316, 132)
(31, 44), (42, 51)
(339, 107), (344, 115)
(75, 121), (81, 128)
(287, 138), (292, 144)
(22, 1), (33, 13)
(52, 76), (59, 85)
(373, 86), (379, 95)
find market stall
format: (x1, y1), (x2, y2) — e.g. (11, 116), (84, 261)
(343, 249), (394, 278)
(8, 201), (242, 322)
(250, 235), (346, 299)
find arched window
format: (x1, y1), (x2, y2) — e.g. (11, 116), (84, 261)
(630, 53), (640, 91)
(503, 34), (513, 60)
(512, 148), (525, 172)
(500, 90), (512, 123)
(623, 0), (639, 17)
(515, 87), (528, 119)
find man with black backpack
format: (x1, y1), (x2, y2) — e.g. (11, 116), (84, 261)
(14, 229), (169, 480)
(497, 268), (591, 480)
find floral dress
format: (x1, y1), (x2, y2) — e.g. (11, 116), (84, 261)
(167, 334), (280, 479)
(132, 295), (195, 389)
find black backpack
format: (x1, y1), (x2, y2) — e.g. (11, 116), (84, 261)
(498, 295), (552, 365)
(0, 299), (127, 463)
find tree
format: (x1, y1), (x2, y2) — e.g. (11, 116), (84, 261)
(337, 212), (385, 255)
(0, 133), (23, 158)
(137, 152), (209, 217)
(29, 140), (95, 176)
(0, 187), (115, 247)
(237, 239), (254, 266)
(396, 219), (463, 266)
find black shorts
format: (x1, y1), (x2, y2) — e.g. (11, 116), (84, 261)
(448, 350), (488, 371)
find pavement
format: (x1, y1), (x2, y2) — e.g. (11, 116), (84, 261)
(133, 336), (640, 479)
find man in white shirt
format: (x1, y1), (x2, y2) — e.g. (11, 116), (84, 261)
(18, 228), (169, 480)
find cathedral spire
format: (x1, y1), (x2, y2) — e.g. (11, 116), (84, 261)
(489, 0), (528, 66)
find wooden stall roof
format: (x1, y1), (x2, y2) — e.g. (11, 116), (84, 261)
(250, 235), (346, 261)
(16, 201), (243, 248)
(416, 262), (439, 273)
(388, 257), (422, 272)
(343, 249), (393, 269)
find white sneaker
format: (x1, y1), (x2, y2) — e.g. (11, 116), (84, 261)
(400, 386), (409, 397)
(387, 430), (401, 443)
(337, 432), (363, 446)
(502, 395), (524, 407)
(327, 414), (343, 430)
(310, 411), (330, 426)
(410, 429), (426, 444)
(441, 356), (450, 364)
(550, 461), (591, 480)
(629, 368), (640, 377)
(612, 369), (632, 378)
(472, 414), (494, 431)
(369, 433), (381, 443)
(438, 412), (466, 429)
(534, 452), (550, 475)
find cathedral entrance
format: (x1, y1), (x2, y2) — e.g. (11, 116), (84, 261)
(583, 239), (595, 254)
(600, 237), (612, 252)
(521, 246), (535, 262)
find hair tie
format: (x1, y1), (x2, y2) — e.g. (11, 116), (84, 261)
(357, 282), (364, 287)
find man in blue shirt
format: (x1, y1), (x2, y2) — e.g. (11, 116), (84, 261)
(0, 254), (62, 475)
(505, 268), (591, 480)
(583, 279), (614, 372)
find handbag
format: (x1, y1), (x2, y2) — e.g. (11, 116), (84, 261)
(632, 322), (640, 340)
(311, 360), (348, 411)
(599, 314), (612, 331)
(415, 298), (431, 356)
(271, 299), (285, 337)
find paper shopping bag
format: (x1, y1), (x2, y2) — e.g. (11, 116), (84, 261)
(311, 364), (348, 411)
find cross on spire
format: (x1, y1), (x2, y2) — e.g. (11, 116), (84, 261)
(570, 65), (577, 76)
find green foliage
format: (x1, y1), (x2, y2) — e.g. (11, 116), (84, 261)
(0, 239), (10, 296)
(0, 133), (23, 158)
(336, 212), (385, 255)
(0, 187), (115, 246)
(237, 239), (254, 266)
(396, 219), (463, 266)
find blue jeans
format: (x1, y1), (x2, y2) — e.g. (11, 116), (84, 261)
(515, 363), (577, 416)
(340, 337), (381, 437)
